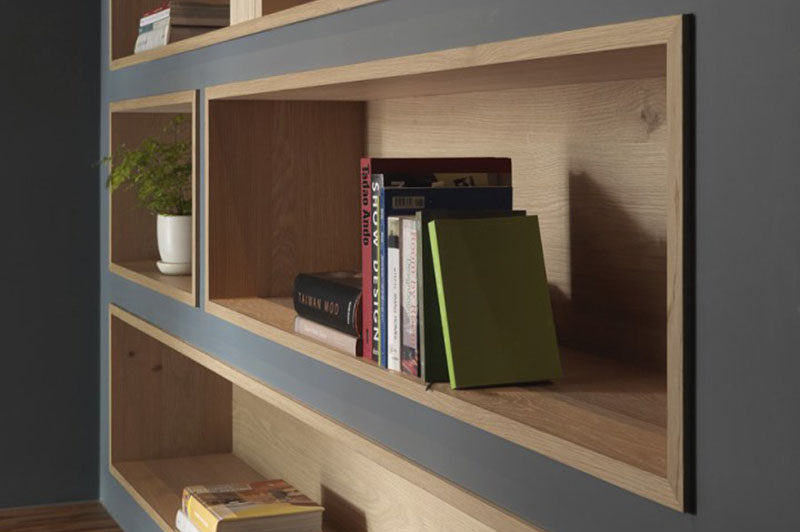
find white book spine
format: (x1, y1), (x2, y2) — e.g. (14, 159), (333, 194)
(387, 217), (402, 371)
(175, 509), (201, 532)
(135, 11), (171, 53)
(400, 217), (419, 376)
(294, 316), (359, 356)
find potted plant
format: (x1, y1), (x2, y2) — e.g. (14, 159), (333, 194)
(103, 116), (192, 275)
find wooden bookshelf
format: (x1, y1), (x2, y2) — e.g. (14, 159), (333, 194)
(109, 91), (197, 306)
(109, 305), (541, 532)
(109, 0), (382, 71)
(203, 15), (688, 509)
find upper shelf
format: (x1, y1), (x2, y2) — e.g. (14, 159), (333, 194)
(109, 91), (198, 306)
(109, 0), (382, 71)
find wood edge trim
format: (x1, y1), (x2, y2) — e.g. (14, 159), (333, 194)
(203, 91), (211, 311)
(665, 15), (686, 511)
(108, 304), (543, 532)
(108, 89), (199, 308)
(109, 464), (173, 532)
(109, 0), (383, 71)
(110, 263), (196, 306)
(204, 301), (681, 509)
(110, 90), (197, 113)
(205, 14), (683, 100)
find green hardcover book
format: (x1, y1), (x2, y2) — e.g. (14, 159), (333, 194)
(417, 209), (525, 383)
(428, 216), (562, 389)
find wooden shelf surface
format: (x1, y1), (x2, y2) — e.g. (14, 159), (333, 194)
(111, 261), (194, 305)
(208, 296), (666, 477)
(109, 0), (382, 71)
(112, 454), (264, 532)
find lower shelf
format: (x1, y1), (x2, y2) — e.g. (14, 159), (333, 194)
(111, 454), (263, 531)
(207, 296), (668, 487)
(111, 260), (194, 305)
(110, 305), (540, 532)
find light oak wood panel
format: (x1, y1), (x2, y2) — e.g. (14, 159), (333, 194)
(367, 76), (667, 370)
(111, 262), (194, 305)
(111, 455), (263, 532)
(202, 16), (687, 509)
(207, 100), (364, 300)
(233, 387), (531, 532)
(0, 502), (121, 532)
(205, 17), (681, 101)
(111, 316), (232, 463)
(109, 0), (382, 70)
(205, 299), (676, 505)
(109, 91), (197, 306)
(109, 305), (544, 531)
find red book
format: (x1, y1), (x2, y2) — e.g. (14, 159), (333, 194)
(359, 158), (374, 360)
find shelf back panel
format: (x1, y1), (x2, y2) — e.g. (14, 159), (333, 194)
(110, 316), (232, 463)
(208, 100), (365, 300)
(110, 112), (192, 264)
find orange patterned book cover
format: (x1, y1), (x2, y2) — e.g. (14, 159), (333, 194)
(181, 480), (323, 532)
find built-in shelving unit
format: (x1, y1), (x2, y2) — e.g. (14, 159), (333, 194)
(109, 91), (198, 306)
(203, 15), (688, 509)
(109, 305), (541, 532)
(108, 0), (382, 70)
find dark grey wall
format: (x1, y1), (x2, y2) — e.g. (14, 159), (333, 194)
(100, 1), (800, 531)
(0, 4), (99, 507)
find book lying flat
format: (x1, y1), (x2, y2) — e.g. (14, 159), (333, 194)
(182, 480), (323, 532)
(428, 216), (562, 388)
(294, 316), (361, 356)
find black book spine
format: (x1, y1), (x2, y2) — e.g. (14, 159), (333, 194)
(293, 275), (361, 336)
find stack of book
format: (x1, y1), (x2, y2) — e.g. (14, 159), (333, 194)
(176, 479), (323, 532)
(292, 272), (363, 356)
(134, 1), (229, 54)
(359, 157), (562, 388)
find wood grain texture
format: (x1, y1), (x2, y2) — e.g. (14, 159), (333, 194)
(368, 76), (668, 370)
(206, 17), (681, 100)
(204, 300), (677, 507)
(111, 455), (262, 532)
(110, 0), (382, 70)
(233, 387), (528, 532)
(201, 15), (685, 509)
(110, 316), (232, 463)
(207, 100), (364, 300)
(109, 91), (197, 306)
(108, 306), (543, 531)
(0, 502), (121, 532)
(111, 261), (194, 304)
(665, 19), (685, 507)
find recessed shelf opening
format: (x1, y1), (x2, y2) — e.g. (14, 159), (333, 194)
(204, 17), (686, 509)
(110, 93), (197, 305)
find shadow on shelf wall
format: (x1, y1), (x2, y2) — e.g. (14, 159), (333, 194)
(549, 171), (667, 373)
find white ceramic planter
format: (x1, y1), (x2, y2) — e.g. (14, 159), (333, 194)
(156, 214), (191, 275)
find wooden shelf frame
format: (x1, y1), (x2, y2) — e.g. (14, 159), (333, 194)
(203, 15), (688, 509)
(108, 0), (382, 71)
(108, 305), (543, 532)
(109, 90), (198, 306)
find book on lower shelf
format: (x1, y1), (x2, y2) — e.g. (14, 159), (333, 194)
(181, 479), (323, 532)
